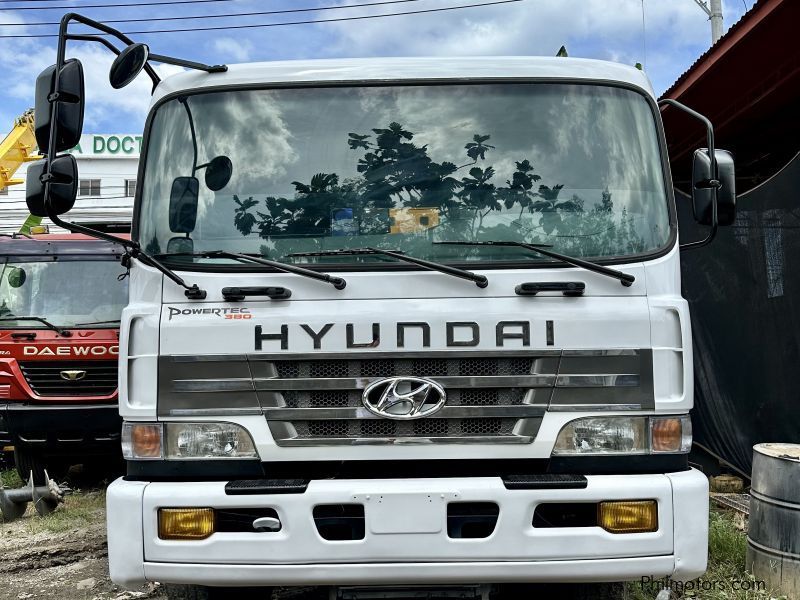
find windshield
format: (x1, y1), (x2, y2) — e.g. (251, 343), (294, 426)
(140, 83), (671, 266)
(0, 260), (128, 328)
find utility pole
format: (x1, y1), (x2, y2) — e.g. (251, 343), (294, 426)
(693, 0), (724, 44)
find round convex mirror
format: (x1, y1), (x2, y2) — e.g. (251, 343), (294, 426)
(109, 43), (149, 89)
(204, 156), (233, 191)
(7, 267), (26, 288)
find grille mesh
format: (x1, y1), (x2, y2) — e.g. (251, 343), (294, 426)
(274, 357), (534, 379)
(292, 418), (518, 439)
(282, 388), (527, 409)
(19, 360), (118, 397)
(269, 356), (539, 444)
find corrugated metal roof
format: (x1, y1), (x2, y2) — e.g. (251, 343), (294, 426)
(660, 0), (770, 99)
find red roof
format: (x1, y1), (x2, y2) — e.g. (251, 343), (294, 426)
(659, 0), (800, 191)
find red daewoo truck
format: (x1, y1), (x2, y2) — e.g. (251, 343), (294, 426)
(0, 233), (128, 482)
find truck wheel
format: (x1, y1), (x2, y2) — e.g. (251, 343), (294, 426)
(164, 585), (273, 599)
(13, 446), (48, 485)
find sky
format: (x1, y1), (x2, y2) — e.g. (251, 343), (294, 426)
(0, 0), (751, 135)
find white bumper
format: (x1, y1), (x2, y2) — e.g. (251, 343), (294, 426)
(107, 469), (708, 589)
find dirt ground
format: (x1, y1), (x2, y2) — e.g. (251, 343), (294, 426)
(0, 489), (165, 600)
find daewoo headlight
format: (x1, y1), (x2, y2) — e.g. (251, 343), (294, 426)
(552, 415), (691, 455)
(122, 422), (257, 460)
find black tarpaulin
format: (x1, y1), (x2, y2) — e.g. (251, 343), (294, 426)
(677, 152), (800, 475)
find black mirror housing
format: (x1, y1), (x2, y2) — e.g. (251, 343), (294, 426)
(34, 59), (85, 153)
(692, 148), (736, 227)
(166, 236), (195, 256)
(109, 43), (149, 89)
(204, 155), (233, 191)
(26, 155), (79, 217)
(169, 176), (199, 233)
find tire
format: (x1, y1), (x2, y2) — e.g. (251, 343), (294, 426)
(164, 585), (273, 599)
(13, 446), (48, 485)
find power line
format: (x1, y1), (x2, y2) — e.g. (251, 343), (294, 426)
(0, 0), (430, 26)
(0, 0), (243, 9)
(0, 0), (524, 38)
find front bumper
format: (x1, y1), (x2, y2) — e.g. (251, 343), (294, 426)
(0, 402), (121, 456)
(107, 468), (708, 589)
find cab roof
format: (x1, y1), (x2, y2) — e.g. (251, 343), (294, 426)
(0, 233), (127, 258)
(152, 56), (655, 105)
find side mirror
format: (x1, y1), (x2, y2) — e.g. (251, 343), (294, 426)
(6, 267), (27, 288)
(203, 156), (233, 191)
(34, 59), (85, 153)
(692, 149), (736, 226)
(26, 155), (78, 217)
(169, 176), (199, 234)
(166, 236), (195, 256)
(109, 43), (149, 89)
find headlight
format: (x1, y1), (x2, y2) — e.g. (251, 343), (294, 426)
(122, 422), (258, 460)
(552, 415), (691, 456)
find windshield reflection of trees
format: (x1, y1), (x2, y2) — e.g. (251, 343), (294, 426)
(232, 122), (647, 259)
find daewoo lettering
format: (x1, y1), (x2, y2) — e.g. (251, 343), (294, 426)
(23, 346), (119, 356)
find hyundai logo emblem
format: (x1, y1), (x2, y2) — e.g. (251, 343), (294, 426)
(362, 377), (446, 420)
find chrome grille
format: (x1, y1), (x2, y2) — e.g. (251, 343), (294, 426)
(157, 349), (655, 446)
(274, 357), (535, 379)
(282, 388), (528, 408)
(262, 354), (549, 446)
(19, 360), (118, 397)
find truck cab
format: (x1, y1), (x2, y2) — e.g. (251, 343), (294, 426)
(28, 22), (736, 596)
(0, 233), (128, 482)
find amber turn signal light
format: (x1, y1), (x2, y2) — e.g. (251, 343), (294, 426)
(651, 417), (682, 452)
(598, 500), (658, 533)
(158, 508), (215, 540)
(129, 423), (163, 459)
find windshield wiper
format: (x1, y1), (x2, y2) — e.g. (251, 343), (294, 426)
(0, 316), (72, 336)
(73, 319), (122, 327)
(131, 249), (207, 300)
(288, 247), (488, 288)
(433, 241), (635, 287)
(160, 251), (346, 290)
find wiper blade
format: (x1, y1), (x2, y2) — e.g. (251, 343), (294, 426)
(133, 249), (207, 300)
(434, 241), (635, 287)
(288, 247), (488, 288)
(164, 251), (346, 290)
(73, 319), (122, 327)
(0, 316), (72, 336)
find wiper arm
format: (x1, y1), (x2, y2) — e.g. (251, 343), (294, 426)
(130, 249), (207, 300)
(73, 319), (122, 327)
(288, 247), (488, 288)
(0, 316), (72, 337)
(162, 251), (346, 290)
(434, 241), (635, 287)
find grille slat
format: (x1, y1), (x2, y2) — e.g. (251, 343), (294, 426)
(19, 361), (118, 397)
(267, 356), (546, 446)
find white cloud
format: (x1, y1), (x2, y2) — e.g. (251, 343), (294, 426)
(212, 37), (254, 63)
(0, 37), (184, 132)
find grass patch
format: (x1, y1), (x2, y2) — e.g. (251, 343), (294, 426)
(626, 510), (786, 599)
(23, 489), (106, 534)
(1, 468), (23, 488)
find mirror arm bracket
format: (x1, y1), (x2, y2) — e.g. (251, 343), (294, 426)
(658, 98), (719, 251)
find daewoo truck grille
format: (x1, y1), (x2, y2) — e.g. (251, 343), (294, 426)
(20, 360), (118, 397)
(158, 349), (655, 447)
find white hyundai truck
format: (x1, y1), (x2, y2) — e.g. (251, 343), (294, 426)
(28, 13), (737, 599)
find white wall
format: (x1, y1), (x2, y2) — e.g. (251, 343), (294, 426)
(0, 134), (139, 234)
